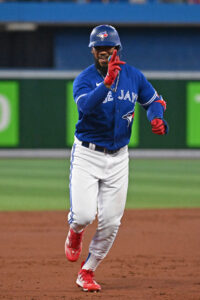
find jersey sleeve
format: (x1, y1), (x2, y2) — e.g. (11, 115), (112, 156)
(137, 70), (167, 121)
(73, 74), (109, 115)
(137, 71), (158, 107)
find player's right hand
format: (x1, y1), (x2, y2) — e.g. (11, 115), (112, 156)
(104, 49), (125, 87)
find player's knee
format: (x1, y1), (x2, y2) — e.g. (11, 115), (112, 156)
(75, 211), (96, 227)
(98, 216), (121, 230)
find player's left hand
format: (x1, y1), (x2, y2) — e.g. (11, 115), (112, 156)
(151, 118), (169, 135)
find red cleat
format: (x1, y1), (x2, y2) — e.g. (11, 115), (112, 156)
(76, 263), (101, 292)
(65, 228), (84, 262)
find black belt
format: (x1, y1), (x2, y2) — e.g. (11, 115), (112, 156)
(81, 141), (120, 154)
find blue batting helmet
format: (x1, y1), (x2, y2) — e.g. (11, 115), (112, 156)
(88, 25), (122, 50)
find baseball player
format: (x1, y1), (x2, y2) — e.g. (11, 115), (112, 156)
(65, 24), (168, 292)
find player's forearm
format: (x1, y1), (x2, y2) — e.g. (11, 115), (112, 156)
(146, 100), (165, 122)
(77, 83), (109, 114)
(104, 82), (111, 89)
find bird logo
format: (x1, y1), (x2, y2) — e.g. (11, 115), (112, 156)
(122, 110), (135, 127)
(97, 32), (108, 40)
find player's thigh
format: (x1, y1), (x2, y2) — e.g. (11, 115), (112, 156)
(98, 151), (129, 228)
(69, 147), (99, 225)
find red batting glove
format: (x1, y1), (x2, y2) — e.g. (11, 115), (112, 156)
(151, 118), (166, 135)
(104, 49), (125, 87)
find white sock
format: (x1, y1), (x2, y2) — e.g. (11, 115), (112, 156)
(82, 253), (102, 271)
(70, 224), (84, 234)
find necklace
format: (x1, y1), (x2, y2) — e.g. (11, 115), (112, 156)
(110, 73), (120, 93)
(97, 69), (120, 93)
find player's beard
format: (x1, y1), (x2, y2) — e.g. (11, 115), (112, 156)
(94, 58), (108, 77)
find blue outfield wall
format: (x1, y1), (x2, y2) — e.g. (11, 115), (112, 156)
(0, 2), (200, 25)
(1, 2), (200, 71)
(55, 27), (200, 71)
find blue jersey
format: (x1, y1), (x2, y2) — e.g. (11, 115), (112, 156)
(73, 63), (164, 150)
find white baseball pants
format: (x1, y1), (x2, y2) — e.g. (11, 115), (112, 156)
(68, 137), (129, 260)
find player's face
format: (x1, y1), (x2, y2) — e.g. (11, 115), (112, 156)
(92, 46), (116, 67)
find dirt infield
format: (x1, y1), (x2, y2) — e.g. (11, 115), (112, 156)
(0, 209), (200, 300)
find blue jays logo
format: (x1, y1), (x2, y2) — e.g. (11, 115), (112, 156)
(97, 31), (108, 40)
(122, 110), (135, 127)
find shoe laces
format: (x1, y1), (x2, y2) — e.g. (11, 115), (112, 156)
(80, 269), (95, 283)
(69, 229), (83, 249)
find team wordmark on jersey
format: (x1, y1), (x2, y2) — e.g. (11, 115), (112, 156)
(118, 90), (138, 103)
(103, 91), (114, 103)
(122, 110), (135, 127)
(103, 90), (138, 105)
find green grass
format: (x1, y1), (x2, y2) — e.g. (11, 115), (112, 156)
(127, 159), (200, 209)
(0, 159), (199, 211)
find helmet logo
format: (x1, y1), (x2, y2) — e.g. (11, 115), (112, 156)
(97, 31), (108, 40)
